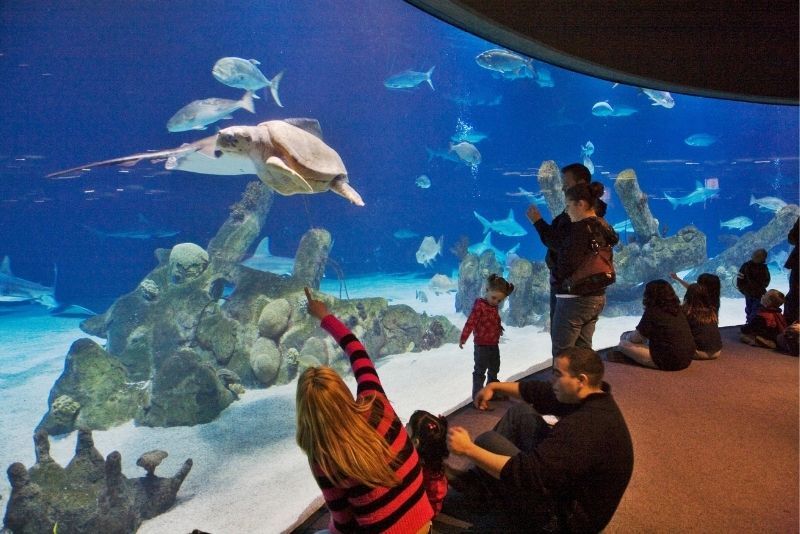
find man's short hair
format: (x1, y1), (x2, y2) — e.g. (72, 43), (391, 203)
(561, 163), (592, 184)
(557, 346), (604, 386)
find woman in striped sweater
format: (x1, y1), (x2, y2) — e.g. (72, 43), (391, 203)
(296, 287), (434, 533)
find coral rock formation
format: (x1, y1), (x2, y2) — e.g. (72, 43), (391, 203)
(3, 429), (191, 534)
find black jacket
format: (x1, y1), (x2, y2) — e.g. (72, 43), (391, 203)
(501, 381), (634, 533)
(736, 260), (770, 298)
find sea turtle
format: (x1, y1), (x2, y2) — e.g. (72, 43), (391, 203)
(215, 120), (365, 206)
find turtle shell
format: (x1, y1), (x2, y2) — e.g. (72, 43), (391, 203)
(259, 120), (347, 185)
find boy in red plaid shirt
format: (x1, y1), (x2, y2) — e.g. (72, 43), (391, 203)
(460, 274), (515, 400)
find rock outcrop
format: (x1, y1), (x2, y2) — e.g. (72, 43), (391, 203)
(3, 429), (191, 534)
(40, 181), (459, 434)
(536, 160), (564, 219)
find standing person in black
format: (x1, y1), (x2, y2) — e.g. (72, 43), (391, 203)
(784, 218), (799, 324)
(530, 181), (618, 358)
(736, 248), (770, 324)
(446, 346), (633, 533)
(526, 163), (607, 329)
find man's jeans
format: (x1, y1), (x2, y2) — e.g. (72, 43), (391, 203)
(551, 295), (606, 357)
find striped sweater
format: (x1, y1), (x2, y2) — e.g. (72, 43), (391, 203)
(315, 314), (434, 533)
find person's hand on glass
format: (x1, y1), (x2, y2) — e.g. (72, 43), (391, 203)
(304, 287), (330, 321)
(526, 204), (542, 224)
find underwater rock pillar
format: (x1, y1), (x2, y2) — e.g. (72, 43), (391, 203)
(4, 463), (54, 534)
(207, 181), (274, 278)
(614, 169), (660, 243)
(293, 228), (332, 290)
(537, 160), (564, 219)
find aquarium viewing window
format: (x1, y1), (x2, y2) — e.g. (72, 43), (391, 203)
(0, 1), (797, 533)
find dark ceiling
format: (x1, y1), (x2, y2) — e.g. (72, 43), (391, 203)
(405, 0), (799, 105)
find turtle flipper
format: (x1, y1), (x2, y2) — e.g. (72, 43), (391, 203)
(263, 156), (314, 195)
(330, 175), (365, 206)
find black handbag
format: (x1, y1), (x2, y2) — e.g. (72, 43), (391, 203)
(563, 221), (616, 295)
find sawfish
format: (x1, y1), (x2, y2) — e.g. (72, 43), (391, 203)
(46, 134), (257, 178)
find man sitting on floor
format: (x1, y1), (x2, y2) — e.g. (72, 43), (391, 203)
(447, 346), (634, 533)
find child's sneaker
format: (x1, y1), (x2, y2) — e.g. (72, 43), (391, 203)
(755, 335), (777, 349)
(739, 334), (756, 345)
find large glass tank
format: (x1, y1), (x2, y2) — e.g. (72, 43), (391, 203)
(1, 1), (797, 532)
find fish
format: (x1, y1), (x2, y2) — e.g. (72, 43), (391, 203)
(0, 257), (58, 309)
(685, 133), (718, 147)
(475, 49), (536, 80)
(467, 232), (520, 265)
(166, 91), (255, 132)
(426, 147), (462, 164)
(240, 237), (295, 276)
(474, 209), (528, 236)
(211, 57), (284, 107)
(664, 180), (719, 208)
(641, 88), (675, 108)
(393, 229), (419, 240)
(719, 216), (753, 231)
(534, 66), (554, 87)
(45, 118), (318, 179)
(415, 174), (431, 189)
(580, 141), (595, 158)
(612, 219), (635, 233)
(591, 101), (615, 117)
(415, 290), (428, 303)
(444, 92), (502, 107)
(583, 156), (595, 175)
(451, 130), (488, 144)
(749, 194), (787, 212)
(416, 235), (444, 267)
(505, 187), (547, 205)
(449, 142), (481, 165)
(83, 214), (179, 240)
(428, 273), (458, 294)
(610, 105), (638, 117)
(384, 67), (435, 90)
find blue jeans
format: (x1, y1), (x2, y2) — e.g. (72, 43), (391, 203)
(551, 295), (606, 357)
(473, 345), (500, 399)
(744, 296), (761, 323)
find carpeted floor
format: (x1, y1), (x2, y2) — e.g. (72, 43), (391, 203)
(294, 327), (799, 533)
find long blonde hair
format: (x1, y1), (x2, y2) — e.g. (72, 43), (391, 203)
(296, 366), (400, 488)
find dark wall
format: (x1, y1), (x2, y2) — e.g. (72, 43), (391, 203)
(406, 0), (799, 105)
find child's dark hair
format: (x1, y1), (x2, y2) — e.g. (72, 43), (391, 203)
(643, 279), (681, 316)
(697, 273), (721, 311)
(407, 410), (449, 472)
(565, 181), (605, 206)
(487, 273), (514, 296)
(683, 283), (718, 325)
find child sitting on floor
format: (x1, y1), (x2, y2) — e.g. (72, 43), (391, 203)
(740, 289), (786, 349)
(683, 283), (723, 360)
(407, 410), (449, 515)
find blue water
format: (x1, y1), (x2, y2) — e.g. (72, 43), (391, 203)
(1, 0), (797, 310)
(0, 1), (798, 530)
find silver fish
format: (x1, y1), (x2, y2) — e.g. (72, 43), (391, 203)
(384, 67), (435, 90)
(749, 194), (787, 212)
(719, 216), (753, 230)
(166, 91), (255, 132)
(450, 142), (481, 165)
(212, 57), (284, 107)
(416, 235), (443, 267)
(641, 88), (675, 108)
(475, 49), (535, 80)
